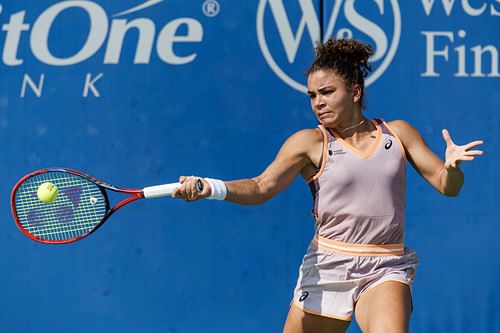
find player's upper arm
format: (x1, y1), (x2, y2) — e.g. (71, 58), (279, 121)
(251, 128), (322, 200)
(388, 120), (445, 192)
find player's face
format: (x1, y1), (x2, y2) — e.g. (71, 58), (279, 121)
(307, 69), (361, 128)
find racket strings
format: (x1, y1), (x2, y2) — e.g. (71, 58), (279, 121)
(14, 172), (108, 242)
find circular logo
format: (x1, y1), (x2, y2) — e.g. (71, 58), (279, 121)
(385, 139), (393, 149)
(202, 0), (220, 17)
(256, 0), (401, 93)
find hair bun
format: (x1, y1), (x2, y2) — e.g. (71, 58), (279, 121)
(315, 38), (373, 76)
(308, 38), (374, 108)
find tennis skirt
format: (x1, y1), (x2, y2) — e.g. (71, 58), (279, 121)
(292, 236), (419, 321)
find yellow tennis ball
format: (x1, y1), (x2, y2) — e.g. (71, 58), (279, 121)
(37, 182), (58, 203)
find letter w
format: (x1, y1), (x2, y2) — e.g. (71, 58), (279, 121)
(421, 0), (457, 16)
(267, 0), (320, 63)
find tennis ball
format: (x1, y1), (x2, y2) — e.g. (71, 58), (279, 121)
(37, 182), (58, 203)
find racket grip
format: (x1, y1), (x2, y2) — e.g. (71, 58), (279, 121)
(143, 183), (180, 198)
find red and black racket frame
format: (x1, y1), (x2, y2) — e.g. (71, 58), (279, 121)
(11, 167), (146, 244)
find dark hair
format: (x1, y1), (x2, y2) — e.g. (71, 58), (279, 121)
(307, 38), (373, 106)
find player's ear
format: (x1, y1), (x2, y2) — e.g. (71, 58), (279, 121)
(352, 84), (362, 103)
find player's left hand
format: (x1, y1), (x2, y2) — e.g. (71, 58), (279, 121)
(442, 129), (484, 169)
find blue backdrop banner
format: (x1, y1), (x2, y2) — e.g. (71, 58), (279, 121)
(0, 1), (498, 332)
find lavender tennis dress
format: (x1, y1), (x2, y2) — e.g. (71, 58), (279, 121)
(292, 119), (419, 321)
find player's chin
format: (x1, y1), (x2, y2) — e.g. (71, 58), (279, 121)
(318, 118), (335, 128)
(317, 113), (336, 125)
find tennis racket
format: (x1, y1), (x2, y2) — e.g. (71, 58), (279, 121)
(11, 168), (203, 244)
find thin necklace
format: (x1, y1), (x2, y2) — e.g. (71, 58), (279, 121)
(338, 118), (367, 133)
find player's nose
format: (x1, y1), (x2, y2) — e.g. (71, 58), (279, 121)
(314, 96), (326, 111)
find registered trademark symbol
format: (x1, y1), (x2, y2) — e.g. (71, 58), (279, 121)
(202, 0), (220, 17)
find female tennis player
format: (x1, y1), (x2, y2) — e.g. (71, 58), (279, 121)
(173, 38), (484, 333)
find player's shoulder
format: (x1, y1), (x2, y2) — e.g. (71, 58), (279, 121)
(386, 119), (420, 136)
(386, 119), (413, 130)
(385, 119), (423, 145)
(279, 128), (323, 156)
(287, 127), (323, 144)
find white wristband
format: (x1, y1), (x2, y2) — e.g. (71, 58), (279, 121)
(204, 178), (227, 200)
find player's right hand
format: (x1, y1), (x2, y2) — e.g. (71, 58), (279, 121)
(172, 176), (210, 201)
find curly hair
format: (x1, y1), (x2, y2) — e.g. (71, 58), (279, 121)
(307, 38), (373, 106)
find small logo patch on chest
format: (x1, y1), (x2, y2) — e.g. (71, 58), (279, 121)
(329, 149), (346, 156)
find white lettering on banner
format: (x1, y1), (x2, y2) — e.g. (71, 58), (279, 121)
(2, 11), (29, 66)
(422, 30), (500, 77)
(104, 19), (155, 64)
(421, 0), (500, 16)
(0, 0), (212, 98)
(113, 0), (164, 17)
(267, 0), (320, 63)
(31, 1), (108, 66)
(470, 45), (500, 77)
(493, 0), (500, 15)
(257, 0), (401, 93)
(0, 1), (204, 66)
(258, 0), (498, 92)
(21, 74), (45, 97)
(83, 73), (104, 97)
(156, 18), (204, 65)
(342, 0), (388, 62)
(455, 30), (468, 77)
(420, 0), (499, 77)
(421, 31), (454, 77)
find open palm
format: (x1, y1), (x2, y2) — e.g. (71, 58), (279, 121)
(442, 129), (484, 168)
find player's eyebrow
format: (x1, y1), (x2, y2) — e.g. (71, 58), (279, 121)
(318, 85), (334, 92)
(307, 86), (335, 95)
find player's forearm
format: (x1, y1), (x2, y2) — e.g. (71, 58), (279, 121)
(224, 178), (275, 205)
(439, 166), (464, 196)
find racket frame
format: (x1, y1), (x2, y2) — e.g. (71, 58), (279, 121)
(11, 168), (145, 244)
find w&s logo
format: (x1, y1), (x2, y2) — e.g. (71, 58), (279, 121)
(256, 0), (401, 93)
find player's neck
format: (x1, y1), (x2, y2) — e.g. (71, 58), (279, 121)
(337, 118), (367, 133)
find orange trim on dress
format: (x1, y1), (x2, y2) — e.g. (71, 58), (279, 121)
(314, 236), (405, 257)
(329, 120), (382, 159)
(307, 126), (329, 183)
(292, 300), (352, 321)
(355, 278), (413, 303)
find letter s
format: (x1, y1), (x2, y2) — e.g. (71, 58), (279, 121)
(344, 0), (387, 62)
